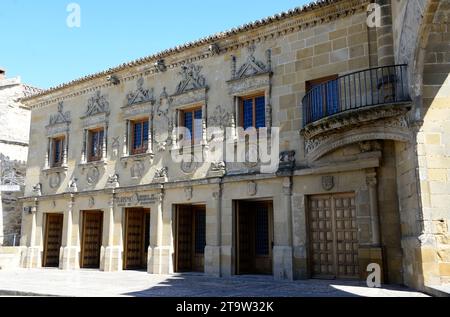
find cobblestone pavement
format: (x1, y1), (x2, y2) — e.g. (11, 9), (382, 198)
(0, 269), (429, 297)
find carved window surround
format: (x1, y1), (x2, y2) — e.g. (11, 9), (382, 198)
(121, 113), (154, 158)
(170, 87), (208, 151)
(45, 102), (71, 171)
(120, 152), (154, 169)
(227, 46), (273, 140)
(78, 159), (107, 174)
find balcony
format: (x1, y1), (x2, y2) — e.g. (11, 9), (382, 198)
(300, 65), (413, 161)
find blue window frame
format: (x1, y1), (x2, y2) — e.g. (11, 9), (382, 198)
(182, 107), (202, 145)
(241, 94), (266, 129)
(131, 119), (149, 155)
(51, 137), (65, 167)
(307, 75), (340, 122)
(89, 129), (104, 162)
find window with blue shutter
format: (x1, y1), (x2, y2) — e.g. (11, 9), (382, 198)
(182, 107), (202, 146)
(88, 129), (104, 162)
(51, 137), (65, 168)
(241, 94), (266, 129)
(131, 118), (149, 155)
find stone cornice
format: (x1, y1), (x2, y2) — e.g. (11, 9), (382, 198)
(22, 0), (368, 109)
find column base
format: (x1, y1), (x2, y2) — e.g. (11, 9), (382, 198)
(293, 244), (308, 280)
(59, 246), (80, 270)
(101, 246), (123, 272)
(204, 246), (221, 277)
(150, 246), (172, 275)
(273, 246), (294, 281)
(21, 247), (42, 269)
(358, 247), (384, 283)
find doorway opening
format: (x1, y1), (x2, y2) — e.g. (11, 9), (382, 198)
(124, 208), (151, 270)
(175, 204), (206, 273)
(43, 213), (64, 268)
(80, 210), (103, 269)
(236, 200), (273, 275)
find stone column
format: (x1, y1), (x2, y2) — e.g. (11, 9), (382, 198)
(24, 201), (41, 268)
(102, 193), (122, 272)
(202, 104), (207, 145)
(151, 188), (170, 274)
(147, 116), (153, 154)
(60, 196), (79, 270)
(123, 120), (129, 156)
(82, 129), (87, 163)
(366, 170), (381, 245)
(63, 132), (69, 166)
(273, 177), (294, 280)
(376, 0), (395, 66)
(205, 185), (222, 277)
(292, 193), (308, 279)
(102, 123), (108, 160)
(45, 138), (50, 169)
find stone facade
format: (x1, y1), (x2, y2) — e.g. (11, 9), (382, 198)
(17, 0), (450, 292)
(0, 70), (39, 246)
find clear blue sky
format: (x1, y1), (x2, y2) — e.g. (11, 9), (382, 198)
(0, 0), (309, 89)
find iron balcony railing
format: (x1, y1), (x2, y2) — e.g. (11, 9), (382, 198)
(302, 64), (411, 126)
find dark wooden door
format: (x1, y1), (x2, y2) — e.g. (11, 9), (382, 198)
(124, 208), (150, 270)
(237, 201), (273, 275)
(309, 193), (359, 279)
(175, 205), (206, 273)
(81, 211), (103, 269)
(43, 214), (64, 268)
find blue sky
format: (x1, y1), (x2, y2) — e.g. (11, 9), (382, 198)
(0, 0), (309, 89)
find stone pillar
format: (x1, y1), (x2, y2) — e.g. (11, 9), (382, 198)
(23, 202), (41, 268)
(102, 123), (108, 160)
(82, 129), (87, 163)
(366, 170), (381, 245)
(63, 132), (69, 166)
(102, 193), (122, 272)
(123, 120), (129, 156)
(205, 185), (222, 277)
(60, 197), (79, 270)
(147, 117), (153, 154)
(376, 0), (395, 66)
(45, 138), (50, 169)
(292, 193), (308, 279)
(273, 177), (294, 280)
(202, 104), (207, 145)
(150, 189), (170, 274)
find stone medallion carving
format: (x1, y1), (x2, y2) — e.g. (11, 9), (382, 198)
(184, 186), (193, 201)
(86, 167), (100, 185)
(154, 167), (168, 179)
(49, 173), (61, 189)
(322, 176), (334, 191)
(89, 197), (95, 208)
(106, 174), (120, 188)
(131, 161), (145, 179)
(68, 178), (78, 193)
(248, 181), (257, 197)
(180, 155), (198, 174)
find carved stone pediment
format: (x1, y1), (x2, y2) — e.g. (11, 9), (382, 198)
(46, 102), (71, 136)
(231, 45), (272, 81)
(126, 77), (155, 106)
(173, 64), (207, 96)
(81, 91), (110, 119)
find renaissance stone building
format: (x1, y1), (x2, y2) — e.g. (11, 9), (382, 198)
(18, 0), (450, 293)
(0, 69), (39, 246)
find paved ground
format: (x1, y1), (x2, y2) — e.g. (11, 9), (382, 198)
(0, 269), (428, 297)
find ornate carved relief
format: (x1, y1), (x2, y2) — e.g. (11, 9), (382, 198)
(180, 155), (198, 174)
(106, 174), (120, 188)
(126, 77), (155, 106)
(46, 102), (71, 136)
(49, 173), (61, 189)
(154, 88), (173, 152)
(248, 181), (257, 197)
(88, 197), (95, 208)
(67, 178), (78, 193)
(208, 105), (232, 129)
(209, 161), (226, 177)
(83, 91), (110, 118)
(32, 183), (42, 197)
(131, 161), (145, 179)
(174, 64), (206, 95)
(184, 186), (193, 201)
(279, 151), (296, 170)
(231, 45), (271, 80)
(86, 167), (100, 185)
(154, 167), (168, 182)
(322, 176), (335, 191)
